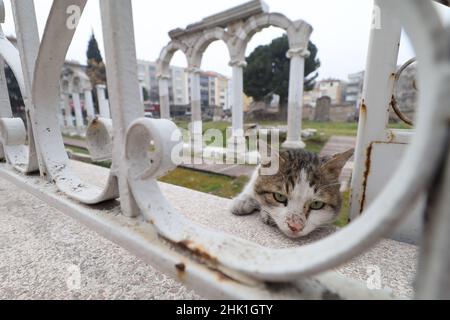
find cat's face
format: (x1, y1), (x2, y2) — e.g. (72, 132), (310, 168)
(254, 148), (353, 238)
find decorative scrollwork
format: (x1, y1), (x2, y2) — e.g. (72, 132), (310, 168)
(0, 6), (39, 174)
(32, 0), (119, 204)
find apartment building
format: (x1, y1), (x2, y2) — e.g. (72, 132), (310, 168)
(137, 60), (230, 114)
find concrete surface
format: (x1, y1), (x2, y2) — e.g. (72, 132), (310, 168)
(0, 160), (418, 299)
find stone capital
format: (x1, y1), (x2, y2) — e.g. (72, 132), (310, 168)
(286, 47), (310, 59)
(228, 59), (247, 68)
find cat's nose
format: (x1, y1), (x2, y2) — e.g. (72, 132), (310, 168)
(287, 221), (304, 233)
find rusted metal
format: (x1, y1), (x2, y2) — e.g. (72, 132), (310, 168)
(359, 142), (373, 213)
(390, 95), (414, 126)
(178, 240), (219, 265)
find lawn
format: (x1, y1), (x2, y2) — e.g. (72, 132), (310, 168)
(159, 167), (249, 199)
(173, 119), (348, 154)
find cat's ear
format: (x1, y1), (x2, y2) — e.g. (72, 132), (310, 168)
(320, 148), (354, 180)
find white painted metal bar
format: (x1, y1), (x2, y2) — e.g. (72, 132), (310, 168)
(416, 134), (450, 299)
(32, 0), (119, 204)
(350, 0), (402, 220)
(0, 0), (40, 174)
(99, 0), (144, 217)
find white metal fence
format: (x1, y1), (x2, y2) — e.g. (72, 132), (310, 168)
(0, 0), (449, 299)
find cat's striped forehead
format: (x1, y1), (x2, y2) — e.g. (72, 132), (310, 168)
(254, 148), (334, 195)
(278, 149), (322, 191)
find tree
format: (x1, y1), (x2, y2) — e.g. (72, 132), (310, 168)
(142, 87), (149, 101)
(86, 33), (107, 87)
(244, 34), (320, 107)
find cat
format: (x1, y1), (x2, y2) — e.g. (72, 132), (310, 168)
(229, 148), (354, 238)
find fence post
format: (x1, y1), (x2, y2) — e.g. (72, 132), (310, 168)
(349, 0), (401, 220)
(99, 0), (143, 217)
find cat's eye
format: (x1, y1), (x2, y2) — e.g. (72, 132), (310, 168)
(273, 193), (287, 204)
(310, 201), (325, 210)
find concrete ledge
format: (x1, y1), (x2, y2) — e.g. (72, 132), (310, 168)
(0, 161), (418, 299)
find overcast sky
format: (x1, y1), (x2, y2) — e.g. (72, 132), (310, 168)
(2, 0), (449, 80)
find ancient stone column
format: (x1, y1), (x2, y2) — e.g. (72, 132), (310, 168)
(84, 89), (95, 120)
(58, 98), (65, 127)
(229, 60), (246, 147)
(96, 84), (111, 119)
(72, 92), (84, 129)
(63, 94), (73, 127)
(158, 74), (171, 119)
(282, 47), (309, 149)
(139, 83), (144, 103)
(189, 67), (202, 153)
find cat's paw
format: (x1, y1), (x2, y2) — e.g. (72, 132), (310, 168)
(230, 196), (260, 216)
(261, 211), (276, 227)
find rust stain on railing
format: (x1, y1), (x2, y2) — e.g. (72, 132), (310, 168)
(359, 142), (373, 213)
(178, 239), (219, 265)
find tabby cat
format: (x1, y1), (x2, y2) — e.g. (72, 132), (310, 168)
(230, 148), (354, 238)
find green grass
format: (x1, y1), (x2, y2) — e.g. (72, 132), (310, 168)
(303, 120), (359, 137)
(159, 167), (249, 199)
(335, 190), (350, 227)
(174, 120), (333, 153)
(63, 134), (85, 141)
(66, 146), (89, 154)
(66, 146), (112, 168)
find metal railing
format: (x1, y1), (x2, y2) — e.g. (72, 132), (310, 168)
(0, 0), (449, 299)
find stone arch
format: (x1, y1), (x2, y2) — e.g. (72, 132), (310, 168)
(234, 13), (311, 57)
(156, 40), (189, 77)
(189, 27), (232, 68)
(156, 40), (190, 119)
(242, 12), (292, 42)
(231, 12), (313, 149)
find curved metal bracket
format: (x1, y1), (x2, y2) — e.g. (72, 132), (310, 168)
(32, 0), (119, 204)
